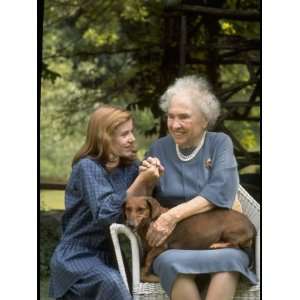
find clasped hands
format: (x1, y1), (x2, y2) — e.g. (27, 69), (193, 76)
(140, 157), (176, 247)
(139, 156), (165, 177)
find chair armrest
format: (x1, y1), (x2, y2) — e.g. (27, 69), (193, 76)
(110, 223), (141, 291)
(238, 185), (261, 282)
(255, 229), (260, 281)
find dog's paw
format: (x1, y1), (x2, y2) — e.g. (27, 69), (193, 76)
(141, 274), (160, 283)
(141, 269), (160, 283)
(209, 242), (232, 249)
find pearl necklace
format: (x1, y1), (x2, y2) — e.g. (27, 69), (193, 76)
(176, 131), (207, 162)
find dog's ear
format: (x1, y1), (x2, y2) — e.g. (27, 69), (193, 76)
(145, 197), (161, 220)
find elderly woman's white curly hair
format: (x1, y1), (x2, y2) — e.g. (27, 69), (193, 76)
(159, 75), (221, 129)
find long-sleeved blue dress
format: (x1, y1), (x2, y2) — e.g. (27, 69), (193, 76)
(49, 157), (138, 299)
(146, 132), (258, 296)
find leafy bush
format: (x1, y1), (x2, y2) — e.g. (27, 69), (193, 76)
(40, 211), (62, 278)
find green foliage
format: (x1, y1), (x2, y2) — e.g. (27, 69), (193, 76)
(42, 62), (61, 83)
(41, 0), (260, 180)
(42, 0), (164, 132)
(220, 64), (250, 87)
(40, 212), (61, 278)
(225, 120), (260, 151)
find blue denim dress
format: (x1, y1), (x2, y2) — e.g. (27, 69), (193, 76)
(146, 132), (258, 296)
(49, 157), (138, 299)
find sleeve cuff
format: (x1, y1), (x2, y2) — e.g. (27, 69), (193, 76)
(199, 186), (235, 209)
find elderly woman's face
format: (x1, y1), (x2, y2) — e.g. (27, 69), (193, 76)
(167, 94), (207, 148)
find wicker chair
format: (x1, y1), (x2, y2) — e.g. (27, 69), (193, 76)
(110, 185), (260, 300)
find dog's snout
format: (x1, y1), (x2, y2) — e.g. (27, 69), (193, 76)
(123, 197), (152, 232)
(126, 219), (138, 231)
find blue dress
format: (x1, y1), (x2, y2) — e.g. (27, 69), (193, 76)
(146, 132), (258, 296)
(49, 157), (138, 299)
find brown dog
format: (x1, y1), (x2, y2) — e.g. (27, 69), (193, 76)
(123, 196), (256, 283)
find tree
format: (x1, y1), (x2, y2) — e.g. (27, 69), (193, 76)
(41, 0), (261, 187)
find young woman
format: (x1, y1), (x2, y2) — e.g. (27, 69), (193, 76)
(49, 105), (158, 300)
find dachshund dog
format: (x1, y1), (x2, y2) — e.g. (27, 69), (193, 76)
(123, 196), (256, 283)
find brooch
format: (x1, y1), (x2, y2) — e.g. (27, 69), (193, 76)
(205, 158), (212, 169)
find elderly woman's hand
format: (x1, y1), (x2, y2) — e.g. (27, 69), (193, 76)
(139, 156), (165, 176)
(139, 163), (160, 183)
(146, 212), (176, 247)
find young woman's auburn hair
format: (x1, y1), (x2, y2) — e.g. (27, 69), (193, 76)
(72, 105), (136, 166)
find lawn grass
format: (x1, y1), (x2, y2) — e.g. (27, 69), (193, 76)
(40, 191), (63, 300)
(40, 278), (51, 300)
(40, 190), (65, 211)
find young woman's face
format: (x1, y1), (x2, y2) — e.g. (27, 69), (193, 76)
(167, 94), (207, 148)
(112, 119), (136, 158)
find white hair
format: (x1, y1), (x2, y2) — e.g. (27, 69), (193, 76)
(159, 75), (221, 129)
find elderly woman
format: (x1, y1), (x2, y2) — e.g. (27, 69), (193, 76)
(49, 105), (159, 300)
(141, 76), (257, 300)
